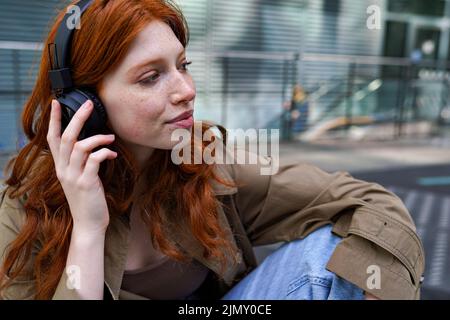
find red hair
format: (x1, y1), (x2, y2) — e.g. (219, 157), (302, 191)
(0, 0), (236, 299)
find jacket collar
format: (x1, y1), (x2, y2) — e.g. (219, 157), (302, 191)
(103, 164), (240, 300)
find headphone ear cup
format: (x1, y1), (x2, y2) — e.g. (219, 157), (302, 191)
(76, 88), (108, 140)
(80, 88), (107, 125)
(56, 88), (108, 140)
(56, 90), (83, 138)
(57, 98), (73, 136)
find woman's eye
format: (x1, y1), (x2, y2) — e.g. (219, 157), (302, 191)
(181, 60), (192, 71)
(139, 73), (160, 85)
(138, 62), (192, 86)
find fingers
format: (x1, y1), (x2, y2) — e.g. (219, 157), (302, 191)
(59, 100), (93, 166)
(82, 148), (117, 179)
(70, 134), (115, 173)
(47, 99), (117, 182)
(47, 100), (62, 160)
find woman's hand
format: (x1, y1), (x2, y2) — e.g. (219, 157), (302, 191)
(47, 99), (117, 234)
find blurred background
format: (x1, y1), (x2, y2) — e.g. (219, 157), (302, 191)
(1, 0), (449, 299)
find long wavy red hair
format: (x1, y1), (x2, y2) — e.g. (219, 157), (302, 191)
(0, 0), (236, 299)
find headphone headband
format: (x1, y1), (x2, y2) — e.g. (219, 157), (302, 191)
(48, 0), (93, 92)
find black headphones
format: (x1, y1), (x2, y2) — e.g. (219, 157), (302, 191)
(48, 0), (108, 140)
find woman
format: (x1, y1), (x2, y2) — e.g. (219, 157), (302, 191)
(0, 0), (424, 300)
(290, 84), (309, 134)
(281, 84), (309, 140)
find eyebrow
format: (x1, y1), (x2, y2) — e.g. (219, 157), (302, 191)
(127, 49), (186, 77)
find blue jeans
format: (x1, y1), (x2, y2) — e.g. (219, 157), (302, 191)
(221, 224), (365, 300)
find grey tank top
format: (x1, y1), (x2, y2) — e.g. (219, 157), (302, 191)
(120, 256), (210, 300)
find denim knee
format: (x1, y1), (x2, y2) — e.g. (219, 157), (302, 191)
(222, 224), (365, 300)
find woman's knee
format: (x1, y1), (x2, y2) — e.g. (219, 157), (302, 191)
(275, 224), (364, 300)
(222, 224), (365, 300)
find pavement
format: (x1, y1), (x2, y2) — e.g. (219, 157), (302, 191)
(278, 136), (450, 172)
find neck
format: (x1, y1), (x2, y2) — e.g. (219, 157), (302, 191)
(122, 141), (155, 173)
(119, 139), (158, 202)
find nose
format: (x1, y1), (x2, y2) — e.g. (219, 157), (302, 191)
(170, 72), (196, 106)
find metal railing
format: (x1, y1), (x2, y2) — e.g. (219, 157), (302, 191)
(237, 53), (450, 141)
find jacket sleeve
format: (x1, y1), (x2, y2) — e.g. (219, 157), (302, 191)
(230, 149), (425, 300)
(0, 188), (82, 300)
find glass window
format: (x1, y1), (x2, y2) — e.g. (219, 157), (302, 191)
(388, 0), (445, 17)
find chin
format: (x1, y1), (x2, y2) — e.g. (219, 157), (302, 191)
(166, 139), (183, 150)
(144, 139), (179, 151)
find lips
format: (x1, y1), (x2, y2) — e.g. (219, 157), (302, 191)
(166, 110), (194, 123)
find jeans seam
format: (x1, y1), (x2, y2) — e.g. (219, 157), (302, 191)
(287, 274), (332, 296)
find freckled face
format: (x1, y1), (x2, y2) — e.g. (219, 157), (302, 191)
(98, 20), (196, 153)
